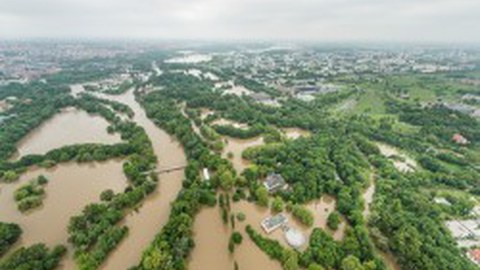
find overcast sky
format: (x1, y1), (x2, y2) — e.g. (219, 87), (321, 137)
(1, 0), (479, 43)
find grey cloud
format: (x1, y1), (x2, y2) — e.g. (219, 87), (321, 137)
(0, 0), (479, 42)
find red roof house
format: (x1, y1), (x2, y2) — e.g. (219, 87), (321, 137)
(452, 133), (469, 145)
(468, 249), (480, 265)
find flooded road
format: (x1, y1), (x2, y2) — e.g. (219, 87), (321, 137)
(13, 107), (121, 159)
(376, 143), (417, 172)
(0, 160), (127, 269)
(93, 90), (187, 270)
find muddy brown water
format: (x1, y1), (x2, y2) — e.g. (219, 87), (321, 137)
(0, 160), (128, 268)
(222, 136), (264, 174)
(188, 196), (345, 270)
(12, 107), (121, 159)
(2, 85), (399, 269)
(1, 88), (186, 269)
(93, 90), (186, 270)
(282, 128), (310, 140)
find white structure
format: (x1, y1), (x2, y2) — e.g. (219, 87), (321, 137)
(202, 168), (210, 181)
(284, 227), (306, 249)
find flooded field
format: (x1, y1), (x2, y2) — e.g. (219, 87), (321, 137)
(0, 99), (12, 112)
(0, 160), (127, 269)
(212, 118), (249, 129)
(222, 136), (264, 173)
(222, 82), (254, 96)
(199, 107), (214, 120)
(70, 84), (85, 97)
(165, 54), (212, 64)
(13, 107), (122, 159)
(189, 196), (343, 270)
(189, 201), (281, 270)
(376, 143), (417, 172)
(93, 89), (187, 269)
(282, 128), (310, 139)
(204, 72), (219, 81)
(185, 69), (202, 78)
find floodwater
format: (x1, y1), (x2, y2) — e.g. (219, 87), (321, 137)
(0, 160), (128, 269)
(165, 54), (212, 64)
(184, 69), (218, 81)
(222, 82), (254, 96)
(189, 196), (343, 270)
(199, 108), (214, 120)
(189, 201), (281, 270)
(282, 128), (310, 139)
(0, 99), (12, 112)
(180, 103), (202, 137)
(376, 143), (417, 172)
(222, 136), (264, 173)
(13, 107), (121, 159)
(70, 84), (85, 97)
(93, 89), (186, 270)
(212, 118), (249, 129)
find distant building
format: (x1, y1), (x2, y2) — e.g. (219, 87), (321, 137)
(468, 249), (480, 265)
(453, 133), (469, 145)
(263, 173), (287, 193)
(261, 213), (288, 234)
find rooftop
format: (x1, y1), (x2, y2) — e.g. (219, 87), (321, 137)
(261, 213), (288, 233)
(263, 173), (287, 193)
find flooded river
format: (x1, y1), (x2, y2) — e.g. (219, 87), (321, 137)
(93, 90), (186, 270)
(13, 107), (121, 159)
(2, 87), (186, 270)
(0, 160), (127, 269)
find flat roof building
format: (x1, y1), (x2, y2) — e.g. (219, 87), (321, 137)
(261, 213), (288, 234)
(263, 173), (287, 193)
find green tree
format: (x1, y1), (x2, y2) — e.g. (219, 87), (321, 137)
(255, 186), (269, 207)
(327, 211), (340, 230)
(341, 255), (365, 270)
(271, 197), (284, 213)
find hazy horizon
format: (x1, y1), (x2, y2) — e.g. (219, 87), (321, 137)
(1, 0), (480, 44)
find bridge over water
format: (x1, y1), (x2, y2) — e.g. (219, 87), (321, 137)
(149, 164), (188, 174)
